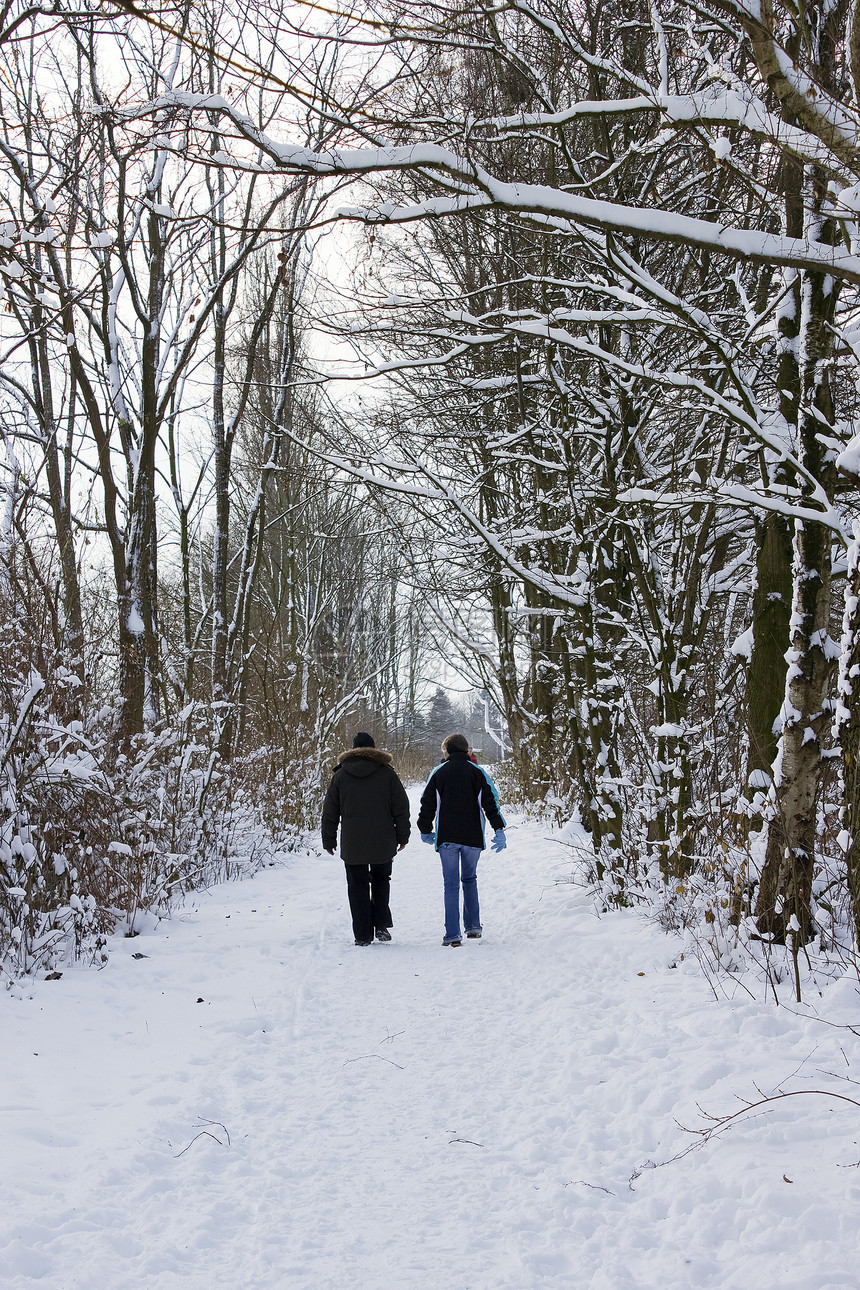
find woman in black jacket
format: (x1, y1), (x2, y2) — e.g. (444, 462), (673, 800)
(321, 732), (411, 945)
(417, 732), (507, 946)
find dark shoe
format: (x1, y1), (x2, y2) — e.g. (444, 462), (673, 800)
(466, 931), (482, 939)
(443, 939), (462, 947)
(375, 928), (392, 942)
(355, 939), (372, 946)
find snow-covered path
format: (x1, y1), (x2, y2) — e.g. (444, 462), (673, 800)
(2, 798), (859, 1289)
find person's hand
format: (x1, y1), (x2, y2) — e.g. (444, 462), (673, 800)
(420, 832), (435, 845)
(325, 848), (335, 856)
(491, 830), (506, 852)
(398, 843), (407, 851)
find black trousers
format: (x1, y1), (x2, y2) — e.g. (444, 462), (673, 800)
(344, 861), (393, 942)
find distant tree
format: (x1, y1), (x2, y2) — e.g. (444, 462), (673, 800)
(423, 687), (467, 755)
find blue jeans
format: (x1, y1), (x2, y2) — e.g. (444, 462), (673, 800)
(439, 844), (481, 942)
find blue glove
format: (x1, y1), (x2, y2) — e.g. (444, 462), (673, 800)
(491, 830), (506, 852)
(420, 832), (435, 846)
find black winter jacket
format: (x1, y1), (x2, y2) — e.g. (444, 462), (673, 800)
(417, 747), (506, 850)
(321, 748), (411, 865)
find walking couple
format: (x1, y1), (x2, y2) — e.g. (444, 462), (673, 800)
(321, 731), (507, 947)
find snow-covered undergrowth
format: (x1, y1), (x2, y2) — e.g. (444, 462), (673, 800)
(553, 812), (857, 1007)
(2, 791), (858, 1289)
(0, 669), (305, 981)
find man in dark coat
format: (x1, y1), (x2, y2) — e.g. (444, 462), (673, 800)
(417, 732), (507, 946)
(321, 732), (411, 946)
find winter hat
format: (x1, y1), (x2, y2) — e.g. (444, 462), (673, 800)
(352, 731), (376, 748)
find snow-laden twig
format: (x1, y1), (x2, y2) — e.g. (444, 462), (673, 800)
(0, 671), (45, 780)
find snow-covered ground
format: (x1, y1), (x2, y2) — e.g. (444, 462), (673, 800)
(2, 793), (859, 1289)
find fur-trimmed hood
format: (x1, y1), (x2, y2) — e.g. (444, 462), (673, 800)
(336, 747), (394, 777)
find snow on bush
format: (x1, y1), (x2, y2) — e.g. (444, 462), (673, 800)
(0, 662), (300, 982)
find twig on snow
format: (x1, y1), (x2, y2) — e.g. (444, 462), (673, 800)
(679, 1087), (860, 1149)
(564, 1179), (616, 1195)
(343, 1053), (404, 1070)
(173, 1117), (231, 1158)
(782, 1006), (860, 1039)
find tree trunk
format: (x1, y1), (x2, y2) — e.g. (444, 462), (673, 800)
(755, 518), (834, 941)
(755, 183), (840, 941)
(121, 206), (165, 742)
(30, 311), (86, 696)
(836, 523), (860, 951)
(743, 510), (793, 805)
